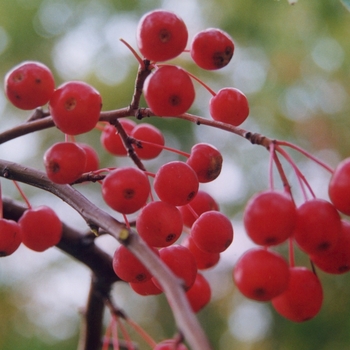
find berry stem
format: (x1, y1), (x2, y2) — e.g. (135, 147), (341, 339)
(119, 38), (145, 69)
(180, 68), (217, 97)
(12, 180), (32, 208)
(268, 141), (276, 191)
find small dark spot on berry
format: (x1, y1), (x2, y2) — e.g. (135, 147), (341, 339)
(166, 233), (176, 242)
(169, 95), (181, 106)
(212, 46), (233, 68)
(123, 188), (135, 199)
(35, 78), (42, 84)
(318, 242), (331, 251)
(136, 273), (147, 282)
(254, 287), (266, 297)
(338, 265), (350, 273)
(265, 237), (278, 245)
(65, 97), (77, 111)
(0, 251), (8, 257)
(49, 161), (60, 174)
(187, 191), (196, 202)
(159, 28), (171, 43)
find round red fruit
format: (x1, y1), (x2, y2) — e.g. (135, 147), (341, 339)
(209, 87), (249, 126)
(233, 248), (290, 302)
(100, 119), (136, 156)
(102, 167), (150, 214)
(130, 278), (162, 296)
(44, 142), (87, 184)
(186, 143), (223, 183)
(186, 273), (211, 313)
(191, 211), (233, 253)
(131, 123), (165, 160)
(78, 143), (100, 173)
(143, 65), (195, 116)
(153, 161), (199, 206)
(272, 267), (323, 322)
(18, 206), (62, 252)
(329, 158), (350, 215)
(136, 201), (183, 247)
(243, 190), (296, 246)
(191, 28), (234, 70)
(0, 219), (22, 257)
(136, 10), (188, 62)
(4, 61), (55, 110)
(49, 81), (102, 135)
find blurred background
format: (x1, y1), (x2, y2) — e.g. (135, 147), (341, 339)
(1, 0), (350, 349)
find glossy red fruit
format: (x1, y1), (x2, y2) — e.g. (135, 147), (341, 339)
(100, 119), (137, 156)
(329, 158), (350, 215)
(78, 143), (99, 173)
(191, 211), (233, 253)
(154, 340), (188, 350)
(131, 123), (165, 160)
(209, 87), (249, 126)
(130, 278), (163, 296)
(153, 245), (197, 291)
(233, 248), (290, 302)
(154, 161), (199, 206)
(144, 65), (195, 116)
(272, 267), (323, 322)
(186, 273), (211, 313)
(4, 61), (55, 110)
(136, 201), (183, 247)
(18, 206), (62, 252)
(136, 10), (188, 62)
(44, 142), (87, 184)
(294, 199), (342, 255)
(243, 190), (296, 246)
(190, 28), (234, 70)
(0, 219), (22, 257)
(186, 143), (223, 183)
(113, 245), (158, 283)
(49, 81), (102, 135)
(311, 220), (350, 274)
(179, 190), (219, 228)
(102, 167), (150, 214)
(182, 235), (220, 270)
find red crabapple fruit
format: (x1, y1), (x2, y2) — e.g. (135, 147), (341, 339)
(78, 143), (100, 173)
(190, 28), (234, 70)
(243, 190), (296, 246)
(233, 248), (290, 302)
(102, 167), (150, 214)
(136, 201), (183, 247)
(186, 273), (211, 313)
(329, 157), (350, 215)
(186, 143), (223, 183)
(271, 267), (323, 322)
(44, 142), (87, 184)
(190, 211), (233, 253)
(49, 81), (102, 135)
(18, 206), (62, 252)
(0, 219), (22, 257)
(130, 278), (163, 296)
(153, 161), (199, 206)
(136, 10), (188, 62)
(209, 87), (249, 126)
(4, 61), (55, 110)
(143, 65), (195, 116)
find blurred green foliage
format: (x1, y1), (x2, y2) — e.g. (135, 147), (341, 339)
(1, 0), (350, 349)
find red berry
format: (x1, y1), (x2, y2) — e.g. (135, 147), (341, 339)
(311, 220), (350, 274)
(0, 219), (22, 257)
(190, 28), (234, 70)
(154, 340), (188, 350)
(136, 10), (188, 62)
(182, 235), (220, 270)
(78, 143), (100, 173)
(49, 81), (102, 135)
(209, 87), (249, 126)
(153, 245), (197, 291)
(233, 248), (290, 302)
(271, 267), (323, 322)
(293, 198), (342, 255)
(102, 167), (150, 214)
(130, 278), (163, 296)
(100, 119), (136, 156)
(179, 190), (219, 228)
(329, 158), (350, 215)
(153, 161), (199, 206)
(191, 211), (233, 253)
(186, 143), (223, 183)
(113, 245), (158, 283)
(136, 201), (183, 247)
(144, 65), (195, 116)
(243, 190), (296, 246)
(186, 273), (211, 313)
(18, 206), (62, 252)
(131, 123), (165, 160)
(4, 61), (55, 110)
(44, 142), (87, 184)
